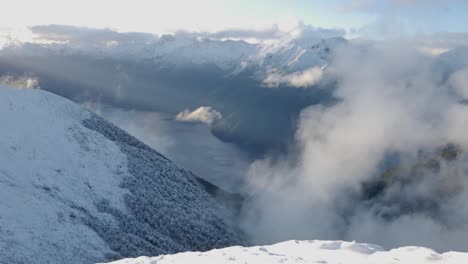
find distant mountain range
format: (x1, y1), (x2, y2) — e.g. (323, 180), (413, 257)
(0, 32), (347, 156)
(0, 30), (346, 77)
(1, 28), (467, 156)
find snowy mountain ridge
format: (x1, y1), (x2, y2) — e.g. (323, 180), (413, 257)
(105, 240), (468, 264)
(0, 31), (346, 75)
(0, 86), (243, 264)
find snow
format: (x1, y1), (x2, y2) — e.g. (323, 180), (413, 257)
(0, 87), (124, 263)
(0, 86), (242, 264)
(150, 36), (258, 71)
(105, 240), (468, 264)
(258, 37), (346, 74)
(0, 32), (344, 78)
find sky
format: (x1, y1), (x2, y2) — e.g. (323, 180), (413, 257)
(1, 0), (466, 36)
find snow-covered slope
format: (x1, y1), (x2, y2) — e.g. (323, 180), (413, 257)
(0, 86), (243, 264)
(149, 35), (258, 71)
(259, 37), (346, 73)
(106, 240), (468, 264)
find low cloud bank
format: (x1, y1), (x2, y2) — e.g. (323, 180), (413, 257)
(30, 24), (157, 45)
(450, 69), (468, 100)
(242, 41), (468, 252)
(29, 22), (345, 46)
(0, 75), (39, 89)
(263, 66), (325, 88)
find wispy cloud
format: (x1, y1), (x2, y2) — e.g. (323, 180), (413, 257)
(30, 24), (157, 45)
(341, 0), (454, 12)
(206, 21), (345, 43)
(263, 66), (326, 88)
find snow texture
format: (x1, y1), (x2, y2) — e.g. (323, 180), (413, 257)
(106, 240), (468, 264)
(0, 86), (243, 264)
(0, 32), (344, 78)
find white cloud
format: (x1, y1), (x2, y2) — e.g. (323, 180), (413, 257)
(176, 106), (222, 126)
(242, 41), (468, 251)
(0, 75), (40, 89)
(450, 69), (468, 99)
(203, 22), (344, 44)
(263, 66), (325, 88)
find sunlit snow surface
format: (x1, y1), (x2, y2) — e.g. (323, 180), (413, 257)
(106, 240), (468, 264)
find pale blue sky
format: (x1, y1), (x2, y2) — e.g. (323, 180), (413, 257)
(229, 0), (467, 34)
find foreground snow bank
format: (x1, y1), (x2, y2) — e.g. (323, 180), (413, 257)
(106, 240), (468, 264)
